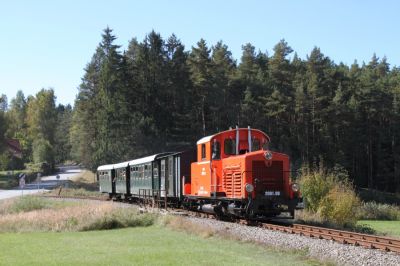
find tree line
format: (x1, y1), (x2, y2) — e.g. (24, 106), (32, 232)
(1, 27), (399, 192)
(0, 90), (72, 171)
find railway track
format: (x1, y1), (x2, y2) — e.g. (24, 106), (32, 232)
(41, 195), (400, 254)
(41, 194), (109, 201)
(262, 223), (400, 253)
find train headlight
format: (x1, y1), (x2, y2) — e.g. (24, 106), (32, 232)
(291, 183), (299, 192)
(245, 183), (254, 193)
(264, 151), (273, 160)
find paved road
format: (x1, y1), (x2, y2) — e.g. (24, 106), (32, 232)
(0, 165), (82, 200)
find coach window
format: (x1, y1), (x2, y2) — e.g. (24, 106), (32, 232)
(201, 144), (206, 160)
(146, 163), (151, 178)
(212, 140), (220, 160)
(224, 138), (236, 155)
(154, 164), (158, 179)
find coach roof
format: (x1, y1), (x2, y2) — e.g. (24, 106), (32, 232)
(97, 164), (114, 171)
(127, 153), (173, 166)
(113, 161), (130, 169)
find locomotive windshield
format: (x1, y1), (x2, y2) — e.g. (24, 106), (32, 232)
(224, 139), (236, 155)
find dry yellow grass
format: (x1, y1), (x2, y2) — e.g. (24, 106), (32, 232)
(46, 187), (107, 198)
(0, 198), (15, 215)
(70, 170), (96, 183)
(161, 216), (239, 239)
(0, 202), (116, 232)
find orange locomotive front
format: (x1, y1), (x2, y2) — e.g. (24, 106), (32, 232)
(185, 127), (302, 219)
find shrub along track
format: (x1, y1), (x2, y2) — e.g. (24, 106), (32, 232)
(41, 194), (400, 254)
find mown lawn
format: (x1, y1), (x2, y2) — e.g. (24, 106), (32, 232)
(0, 226), (324, 266)
(358, 220), (400, 238)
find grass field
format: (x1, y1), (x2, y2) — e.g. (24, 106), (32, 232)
(357, 220), (400, 238)
(0, 226), (325, 266)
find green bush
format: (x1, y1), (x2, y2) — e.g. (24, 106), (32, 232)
(299, 167), (361, 227)
(317, 184), (360, 226)
(299, 169), (336, 212)
(24, 162), (42, 173)
(0, 152), (12, 171)
(357, 202), (400, 220)
(10, 196), (48, 213)
(24, 162), (52, 176)
(82, 208), (156, 231)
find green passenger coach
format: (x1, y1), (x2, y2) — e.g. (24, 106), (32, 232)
(96, 164), (115, 197)
(97, 150), (195, 204)
(129, 153), (171, 196)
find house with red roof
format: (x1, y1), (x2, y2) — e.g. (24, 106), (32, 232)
(6, 139), (23, 159)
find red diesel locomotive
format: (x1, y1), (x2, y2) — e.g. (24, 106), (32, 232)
(184, 127), (301, 219)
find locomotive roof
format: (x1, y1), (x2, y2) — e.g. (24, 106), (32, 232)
(97, 164), (114, 171)
(196, 128), (270, 145)
(197, 135), (215, 145)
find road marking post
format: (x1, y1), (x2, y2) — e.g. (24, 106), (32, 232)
(37, 173), (41, 191)
(56, 174), (60, 188)
(19, 173), (26, 196)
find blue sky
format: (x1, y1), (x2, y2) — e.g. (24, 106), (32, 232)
(1, 0), (399, 105)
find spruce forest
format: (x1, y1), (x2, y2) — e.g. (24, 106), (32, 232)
(1, 28), (399, 193)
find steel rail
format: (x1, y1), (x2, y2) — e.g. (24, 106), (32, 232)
(261, 222), (400, 253)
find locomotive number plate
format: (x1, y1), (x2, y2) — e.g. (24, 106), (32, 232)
(265, 191), (280, 196)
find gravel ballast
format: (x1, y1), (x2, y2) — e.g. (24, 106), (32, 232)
(185, 216), (400, 266)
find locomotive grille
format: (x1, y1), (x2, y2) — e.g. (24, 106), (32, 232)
(222, 165), (242, 198)
(252, 161), (284, 194)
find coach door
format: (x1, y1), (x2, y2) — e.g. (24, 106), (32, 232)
(167, 156), (174, 197)
(160, 159), (166, 197)
(111, 169), (116, 195)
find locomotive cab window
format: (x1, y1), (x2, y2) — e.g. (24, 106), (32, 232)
(212, 140), (220, 160)
(252, 138), (261, 151)
(201, 144), (206, 160)
(262, 140), (270, 150)
(224, 138), (236, 155)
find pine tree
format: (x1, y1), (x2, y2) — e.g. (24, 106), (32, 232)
(238, 43), (267, 129)
(263, 40), (294, 152)
(165, 34), (194, 145)
(211, 41), (237, 130)
(188, 39), (214, 136)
